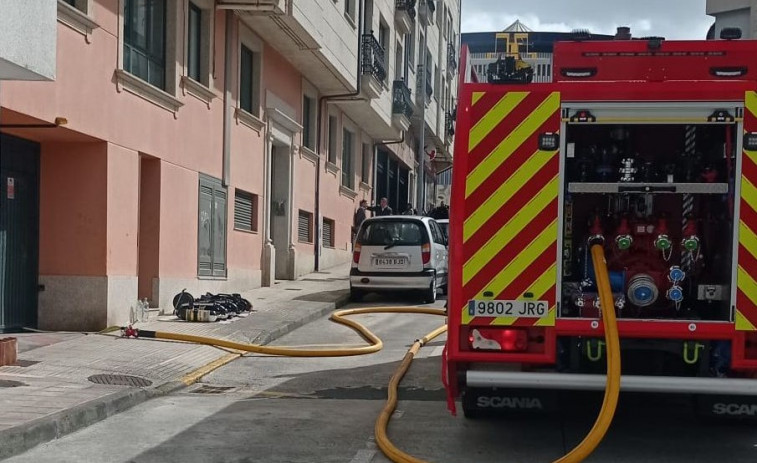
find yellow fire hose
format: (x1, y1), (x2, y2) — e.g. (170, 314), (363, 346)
(124, 245), (620, 462)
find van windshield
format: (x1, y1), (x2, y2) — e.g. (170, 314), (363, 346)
(358, 221), (425, 246)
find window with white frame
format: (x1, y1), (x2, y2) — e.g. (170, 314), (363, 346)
(239, 43), (261, 116)
(186, 1), (207, 83)
(342, 128), (355, 189)
(378, 19), (389, 83)
(302, 94), (316, 151)
(344, 0), (356, 22)
(123, 0), (167, 89)
(328, 115), (338, 165)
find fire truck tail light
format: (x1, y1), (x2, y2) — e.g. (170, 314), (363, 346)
(469, 328), (528, 352)
(710, 66), (747, 78)
(422, 243), (431, 265)
(352, 243), (361, 264)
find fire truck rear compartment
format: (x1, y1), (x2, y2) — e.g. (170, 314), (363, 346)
(560, 122), (737, 322)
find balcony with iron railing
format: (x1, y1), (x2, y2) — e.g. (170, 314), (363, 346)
(447, 43), (457, 75)
(395, 0), (416, 34)
(392, 80), (414, 131)
(444, 108), (455, 140)
(419, 0), (435, 25)
(415, 63), (433, 106)
(360, 33), (386, 99)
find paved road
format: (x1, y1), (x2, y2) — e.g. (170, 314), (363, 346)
(6, 295), (757, 463)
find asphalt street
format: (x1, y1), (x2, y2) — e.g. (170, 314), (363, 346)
(5, 295), (757, 463)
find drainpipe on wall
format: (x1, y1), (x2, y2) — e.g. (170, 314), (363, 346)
(222, 9), (233, 187)
(314, 0), (365, 271)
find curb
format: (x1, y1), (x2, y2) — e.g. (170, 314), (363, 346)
(0, 291), (350, 460)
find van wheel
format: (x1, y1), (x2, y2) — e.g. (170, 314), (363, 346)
(350, 289), (364, 302)
(424, 279), (437, 304)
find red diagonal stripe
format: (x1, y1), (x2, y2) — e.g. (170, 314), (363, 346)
(736, 288), (757, 327)
(739, 243), (757, 275)
(741, 196), (757, 230)
(466, 140), (559, 221)
(464, 158), (559, 254)
(463, 201), (558, 299)
(471, 92), (510, 125)
(494, 242), (557, 301)
(742, 152), (757, 183)
(468, 92), (557, 171)
(538, 284), (557, 304)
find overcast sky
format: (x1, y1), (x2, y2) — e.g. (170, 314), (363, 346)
(461, 0), (714, 40)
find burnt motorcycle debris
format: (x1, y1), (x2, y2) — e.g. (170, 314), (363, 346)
(172, 290), (253, 322)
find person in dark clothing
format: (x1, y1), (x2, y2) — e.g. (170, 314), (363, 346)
(402, 203), (416, 215)
(369, 197), (394, 216)
(353, 199), (368, 234)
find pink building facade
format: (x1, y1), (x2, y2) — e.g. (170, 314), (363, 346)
(0, 0), (460, 331)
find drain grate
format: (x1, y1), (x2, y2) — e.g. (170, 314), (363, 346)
(0, 379), (26, 388)
(191, 385), (236, 394)
(87, 374), (153, 387)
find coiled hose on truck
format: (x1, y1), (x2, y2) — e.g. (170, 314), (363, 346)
(121, 244), (620, 462)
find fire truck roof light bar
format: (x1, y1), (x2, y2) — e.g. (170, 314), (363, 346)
(466, 371), (757, 396)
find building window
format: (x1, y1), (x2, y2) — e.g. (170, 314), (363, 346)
(298, 210), (314, 243)
(62, 0), (87, 12)
(345, 0), (356, 21)
(322, 218), (335, 248)
(187, 2), (202, 82)
(327, 115), (338, 165)
(302, 95), (316, 150)
(361, 143), (371, 184)
(378, 20), (389, 83)
(123, 0), (166, 89)
(409, 22), (416, 67)
(240, 43), (261, 116)
(198, 175), (227, 277)
(234, 189), (258, 233)
(342, 128), (355, 189)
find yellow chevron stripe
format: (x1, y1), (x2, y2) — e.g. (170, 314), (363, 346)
(736, 310), (757, 331)
(463, 177), (558, 284)
(480, 221), (558, 296)
(489, 316), (519, 326)
(525, 263), (558, 302)
(744, 147), (757, 166)
(466, 92), (560, 196)
(468, 92), (529, 152)
(740, 221), (757, 261)
(746, 91), (757, 119)
(741, 176), (757, 215)
(472, 92), (485, 106)
(462, 304), (474, 324)
(737, 266), (757, 308)
(534, 306), (557, 327)
(464, 150), (556, 241)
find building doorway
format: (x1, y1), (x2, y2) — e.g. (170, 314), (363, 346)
(137, 156), (160, 302)
(270, 144), (292, 280)
(0, 134), (39, 332)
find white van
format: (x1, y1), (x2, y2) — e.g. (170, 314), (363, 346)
(350, 216), (448, 303)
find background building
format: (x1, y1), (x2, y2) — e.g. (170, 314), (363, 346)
(462, 20), (613, 83)
(0, 0), (460, 332)
(707, 0), (757, 38)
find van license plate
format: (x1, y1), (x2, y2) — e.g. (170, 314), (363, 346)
(374, 257), (408, 267)
(468, 300), (549, 318)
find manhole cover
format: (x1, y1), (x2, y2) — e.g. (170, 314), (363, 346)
(87, 374), (153, 387)
(0, 379), (26, 388)
(191, 385), (235, 394)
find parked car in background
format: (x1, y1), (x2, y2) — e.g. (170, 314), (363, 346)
(436, 219), (449, 241)
(350, 216), (449, 303)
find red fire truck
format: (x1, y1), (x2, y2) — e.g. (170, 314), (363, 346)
(444, 32), (757, 418)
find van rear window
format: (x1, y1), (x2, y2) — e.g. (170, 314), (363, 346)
(358, 221), (425, 246)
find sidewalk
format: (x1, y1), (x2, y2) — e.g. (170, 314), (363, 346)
(0, 264), (351, 460)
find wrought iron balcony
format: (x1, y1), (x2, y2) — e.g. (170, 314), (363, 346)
(445, 109), (455, 139)
(395, 0), (417, 21)
(416, 64), (433, 102)
(392, 80), (414, 119)
(447, 43), (457, 73)
(361, 33), (386, 83)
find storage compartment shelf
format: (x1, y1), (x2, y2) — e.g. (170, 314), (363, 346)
(568, 182), (729, 194)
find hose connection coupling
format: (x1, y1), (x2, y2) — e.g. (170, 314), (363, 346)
(668, 266), (686, 283)
(682, 235), (700, 252)
(615, 234), (633, 250)
(654, 234), (672, 251)
(588, 234), (605, 246)
(667, 285), (684, 303)
(615, 296), (626, 310)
